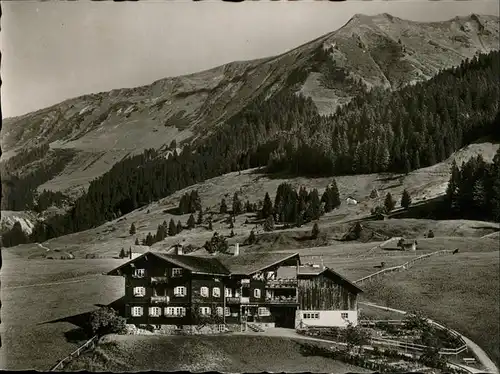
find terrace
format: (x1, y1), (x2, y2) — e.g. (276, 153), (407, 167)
(265, 279), (298, 289)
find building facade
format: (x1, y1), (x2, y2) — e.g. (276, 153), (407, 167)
(106, 249), (363, 332)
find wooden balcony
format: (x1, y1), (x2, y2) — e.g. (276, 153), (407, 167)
(266, 296), (298, 305)
(265, 279), (298, 289)
(226, 297), (250, 304)
(151, 296), (170, 304)
(150, 277), (168, 284)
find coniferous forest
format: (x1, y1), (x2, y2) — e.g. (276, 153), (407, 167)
(4, 50), (499, 245)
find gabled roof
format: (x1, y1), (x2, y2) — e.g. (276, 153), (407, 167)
(215, 252), (301, 276)
(106, 252), (230, 276)
(298, 266), (363, 294)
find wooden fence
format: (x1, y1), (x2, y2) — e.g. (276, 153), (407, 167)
(354, 249), (452, 285)
(370, 336), (468, 356)
(49, 335), (99, 371)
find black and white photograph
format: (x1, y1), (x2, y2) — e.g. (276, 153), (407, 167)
(1, 0), (499, 372)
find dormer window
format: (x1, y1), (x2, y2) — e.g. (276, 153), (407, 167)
(134, 269), (145, 278)
(172, 268), (183, 278)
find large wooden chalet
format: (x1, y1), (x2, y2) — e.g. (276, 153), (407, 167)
(106, 246), (363, 332)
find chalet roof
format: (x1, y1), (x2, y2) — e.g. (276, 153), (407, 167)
(298, 266), (363, 294)
(216, 252), (301, 276)
(106, 252), (230, 276)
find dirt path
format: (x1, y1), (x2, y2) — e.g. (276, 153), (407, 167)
(359, 302), (499, 374)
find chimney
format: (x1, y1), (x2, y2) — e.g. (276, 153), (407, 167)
(234, 243), (240, 256)
(176, 244), (183, 256)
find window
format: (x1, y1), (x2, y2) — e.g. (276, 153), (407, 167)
(164, 307), (186, 317)
(172, 268), (183, 277)
(254, 288), (261, 299)
(134, 269), (145, 278)
(131, 306), (143, 317)
(216, 307), (224, 316)
(133, 286), (146, 297)
(258, 307), (270, 317)
(224, 307), (231, 317)
(303, 312), (319, 319)
(199, 307), (211, 316)
(174, 286), (187, 297)
(341, 312), (349, 320)
(213, 287), (221, 298)
(225, 288), (232, 297)
(149, 307), (162, 317)
(217, 324), (225, 332)
(200, 286), (209, 297)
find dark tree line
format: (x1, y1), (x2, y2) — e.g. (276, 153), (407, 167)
(178, 190), (201, 214)
(14, 50), (500, 245)
(444, 147), (500, 222)
(260, 180), (341, 227)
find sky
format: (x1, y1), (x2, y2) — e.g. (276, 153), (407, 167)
(1, 0), (499, 118)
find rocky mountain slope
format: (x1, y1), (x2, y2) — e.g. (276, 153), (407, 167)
(1, 13), (499, 202)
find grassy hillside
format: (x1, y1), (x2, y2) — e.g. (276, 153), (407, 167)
(62, 335), (370, 373)
(360, 251), (500, 367)
(1, 257), (125, 370)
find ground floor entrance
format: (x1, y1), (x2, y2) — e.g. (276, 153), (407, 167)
(270, 306), (297, 328)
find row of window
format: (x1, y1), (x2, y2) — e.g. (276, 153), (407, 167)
(302, 312), (350, 320)
(134, 286), (263, 299)
(133, 268), (183, 278)
(130, 306), (231, 317)
(130, 306), (273, 318)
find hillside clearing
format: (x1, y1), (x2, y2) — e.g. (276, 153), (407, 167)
(62, 334), (370, 373)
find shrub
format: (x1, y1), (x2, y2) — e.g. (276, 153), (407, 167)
(87, 307), (126, 337)
(427, 229), (435, 238)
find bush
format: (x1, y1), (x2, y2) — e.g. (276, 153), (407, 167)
(427, 229), (435, 238)
(87, 307), (126, 337)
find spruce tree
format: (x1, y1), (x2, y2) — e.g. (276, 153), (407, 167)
(168, 219), (177, 236)
(119, 248), (126, 258)
(247, 229), (256, 245)
(321, 186), (333, 213)
(232, 192), (242, 215)
(156, 224), (167, 242)
(261, 192), (273, 219)
(145, 232), (154, 246)
(176, 220), (183, 234)
(129, 223), (136, 236)
(208, 218), (213, 231)
(220, 198), (228, 214)
(384, 192), (396, 213)
(187, 214), (196, 229)
(401, 189), (412, 209)
(134, 238), (140, 246)
(330, 179), (341, 209)
(312, 222), (320, 239)
(197, 210), (203, 225)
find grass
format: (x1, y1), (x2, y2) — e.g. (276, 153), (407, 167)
(63, 335), (371, 373)
(1, 258), (124, 370)
(360, 251), (500, 367)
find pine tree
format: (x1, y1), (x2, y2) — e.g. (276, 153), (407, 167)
(145, 232), (154, 246)
(446, 160), (461, 213)
(176, 220), (183, 234)
(312, 222), (320, 239)
(220, 198), (228, 214)
(321, 186), (333, 212)
(245, 200), (253, 213)
(330, 179), (341, 209)
(156, 224), (167, 242)
(129, 223), (136, 235)
(119, 248), (126, 258)
(208, 218), (213, 231)
(261, 192), (273, 219)
(401, 189), (412, 209)
(168, 219), (177, 236)
(187, 214), (196, 229)
(197, 210), (203, 225)
(247, 230), (256, 245)
(232, 192), (242, 215)
(384, 192), (396, 213)
(134, 238), (140, 246)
